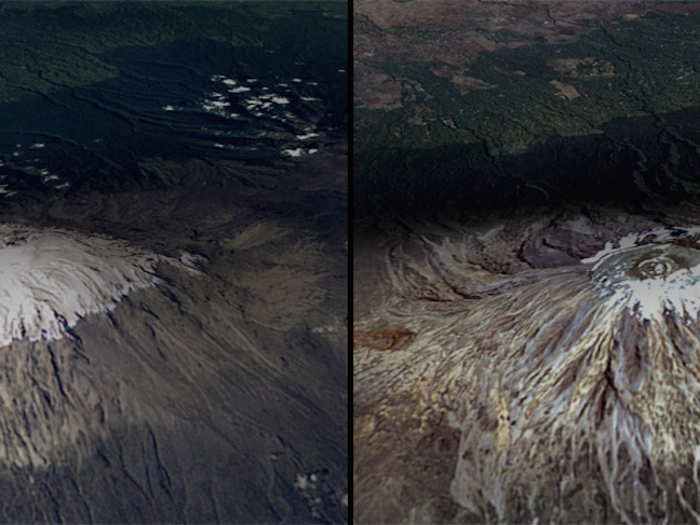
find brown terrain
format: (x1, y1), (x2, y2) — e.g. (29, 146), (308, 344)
(354, 201), (700, 524)
(355, 0), (700, 111)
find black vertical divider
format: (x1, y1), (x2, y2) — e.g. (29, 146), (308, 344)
(347, 0), (354, 520)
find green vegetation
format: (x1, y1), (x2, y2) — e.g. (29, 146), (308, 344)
(355, 11), (700, 216)
(356, 11), (700, 162)
(0, 1), (347, 102)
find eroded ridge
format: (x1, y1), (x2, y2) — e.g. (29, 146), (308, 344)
(356, 222), (700, 524)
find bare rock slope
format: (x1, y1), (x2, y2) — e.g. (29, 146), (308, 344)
(0, 159), (347, 523)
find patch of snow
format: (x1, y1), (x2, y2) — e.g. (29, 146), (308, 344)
(281, 148), (303, 157)
(0, 225), (196, 347)
(294, 473), (315, 490)
(585, 226), (700, 321)
(178, 252), (206, 270)
(296, 132), (319, 140)
(476, 224), (505, 242)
